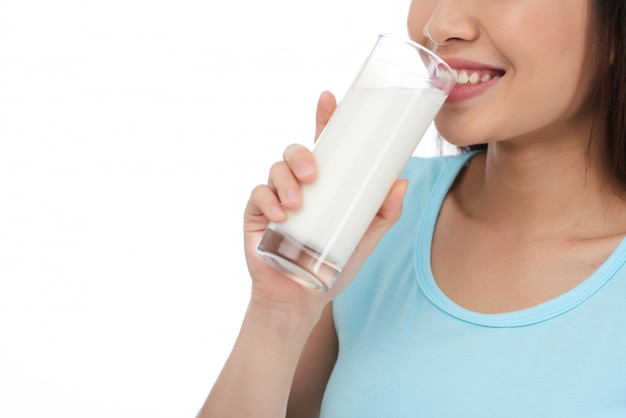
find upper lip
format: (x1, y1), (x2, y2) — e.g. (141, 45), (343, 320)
(441, 57), (506, 74)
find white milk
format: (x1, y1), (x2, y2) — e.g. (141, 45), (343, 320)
(273, 86), (446, 267)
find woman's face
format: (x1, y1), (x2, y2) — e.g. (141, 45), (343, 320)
(408, 0), (595, 147)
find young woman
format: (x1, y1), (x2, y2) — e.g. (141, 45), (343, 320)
(200, 0), (626, 416)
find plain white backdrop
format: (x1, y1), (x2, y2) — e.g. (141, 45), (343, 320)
(0, 1), (443, 416)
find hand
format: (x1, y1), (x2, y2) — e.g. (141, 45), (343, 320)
(243, 91), (408, 318)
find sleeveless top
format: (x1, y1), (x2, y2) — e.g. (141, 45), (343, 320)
(321, 152), (626, 417)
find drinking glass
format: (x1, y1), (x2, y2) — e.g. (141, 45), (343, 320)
(256, 33), (456, 291)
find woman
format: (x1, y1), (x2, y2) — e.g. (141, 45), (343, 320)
(200, 0), (626, 416)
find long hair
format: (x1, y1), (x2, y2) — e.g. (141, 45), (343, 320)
(592, 0), (626, 188)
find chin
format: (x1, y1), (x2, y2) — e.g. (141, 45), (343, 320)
(438, 133), (487, 150)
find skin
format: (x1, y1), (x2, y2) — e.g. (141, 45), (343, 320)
(408, 0), (626, 312)
(199, 0), (626, 416)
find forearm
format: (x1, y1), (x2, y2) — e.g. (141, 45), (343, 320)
(198, 300), (320, 418)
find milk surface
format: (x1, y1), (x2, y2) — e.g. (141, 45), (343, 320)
(274, 87), (447, 266)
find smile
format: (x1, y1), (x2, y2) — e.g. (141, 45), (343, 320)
(435, 58), (506, 103)
(442, 69), (504, 104)
(454, 69), (498, 85)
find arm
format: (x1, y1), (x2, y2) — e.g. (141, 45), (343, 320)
(287, 302), (338, 418)
(199, 300), (337, 418)
(197, 91), (407, 417)
(197, 93), (341, 418)
(198, 298), (324, 418)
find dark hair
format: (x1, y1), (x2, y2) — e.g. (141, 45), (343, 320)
(592, 0), (626, 189)
(461, 0), (626, 190)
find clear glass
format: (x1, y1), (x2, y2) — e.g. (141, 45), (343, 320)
(256, 33), (456, 291)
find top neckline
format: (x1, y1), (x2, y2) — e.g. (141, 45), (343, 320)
(414, 152), (626, 328)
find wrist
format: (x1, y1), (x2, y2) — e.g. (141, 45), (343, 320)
(246, 292), (325, 336)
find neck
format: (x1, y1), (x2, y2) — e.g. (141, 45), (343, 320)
(459, 127), (626, 241)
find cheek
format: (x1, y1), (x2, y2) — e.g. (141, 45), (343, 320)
(510, 4), (592, 106)
(509, 33), (592, 124)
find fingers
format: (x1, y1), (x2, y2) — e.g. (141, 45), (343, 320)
(248, 144), (317, 226)
(246, 184), (287, 224)
(256, 89), (332, 221)
(314, 91), (337, 141)
(265, 144), (316, 209)
(247, 90), (332, 235)
(282, 144), (317, 183)
(267, 160), (302, 212)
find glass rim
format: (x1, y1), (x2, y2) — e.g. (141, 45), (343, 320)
(376, 32), (454, 75)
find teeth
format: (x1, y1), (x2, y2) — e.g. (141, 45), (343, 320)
(436, 67), (456, 82)
(436, 68), (498, 85)
(454, 70), (496, 85)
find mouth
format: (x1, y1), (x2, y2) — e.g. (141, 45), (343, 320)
(436, 58), (506, 103)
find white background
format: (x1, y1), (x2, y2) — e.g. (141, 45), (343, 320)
(0, 1), (441, 417)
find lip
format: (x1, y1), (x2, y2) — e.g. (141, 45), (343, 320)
(440, 57), (505, 104)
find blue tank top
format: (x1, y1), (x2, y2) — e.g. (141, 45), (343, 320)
(321, 152), (626, 417)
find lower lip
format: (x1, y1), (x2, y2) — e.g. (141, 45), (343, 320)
(445, 77), (500, 104)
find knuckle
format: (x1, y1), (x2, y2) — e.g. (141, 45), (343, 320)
(283, 143), (308, 161)
(268, 161), (286, 177)
(250, 184), (268, 199)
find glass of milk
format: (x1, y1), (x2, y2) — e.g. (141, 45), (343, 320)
(256, 33), (456, 291)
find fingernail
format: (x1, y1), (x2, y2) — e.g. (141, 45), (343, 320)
(299, 161), (314, 177)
